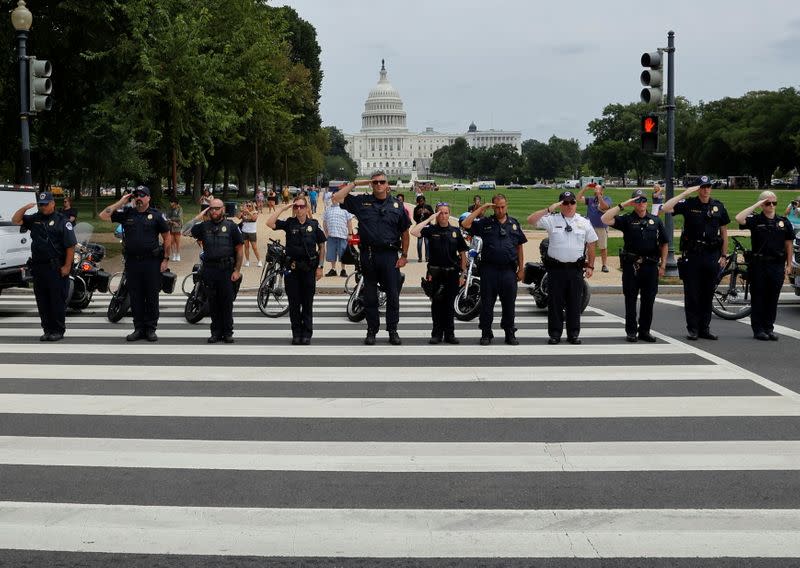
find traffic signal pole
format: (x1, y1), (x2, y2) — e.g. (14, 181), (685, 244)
(15, 29), (33, 186)
(663, 31), (677, 276)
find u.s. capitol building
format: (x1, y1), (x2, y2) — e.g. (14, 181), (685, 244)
(344, 62), (521, 177)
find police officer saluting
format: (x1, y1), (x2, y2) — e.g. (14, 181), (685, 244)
(601, 189), (668, 342)
(410, 202), (468, 344)
(528, 191), (597, 344)
(735, 191), (794, 341)
(11, 191), (77, 341)
(463, 193), (527, 345)
(332, 171), (410, 346)
(100, 185), (171, 341)
(191, 198), (244, 343)
(266, 195), (326, 345)
(662, 176), (729, 340)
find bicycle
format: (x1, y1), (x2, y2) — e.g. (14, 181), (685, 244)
(256, 238), (290, 318)
(711, 235), (752, 320)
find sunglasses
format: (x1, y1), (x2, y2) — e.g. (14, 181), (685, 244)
(208, 206), (223, 210)
(436, 202), (449, 208)
(562, 200), (577, 205)
(634, 197), (648, 204)
(763, 201), (778, 206)
(293, 204), (306, 209)
(133, 192), (148, 198)
(371, 180), (388, 185)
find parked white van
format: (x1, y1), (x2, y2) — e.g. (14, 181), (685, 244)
(0, 184), (36, 294)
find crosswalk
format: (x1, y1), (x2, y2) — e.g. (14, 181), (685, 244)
(1, 291), (800, 562)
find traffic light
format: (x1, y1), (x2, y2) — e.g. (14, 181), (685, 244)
(640, 51), (663, 104)
(641, 114), (659, 153)
(28, 57), (52, 113)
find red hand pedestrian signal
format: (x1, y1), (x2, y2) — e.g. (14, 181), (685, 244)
(641, 114), (659, 153)
(643, 117), (656, 133)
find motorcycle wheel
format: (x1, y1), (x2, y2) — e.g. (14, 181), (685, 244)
(536, 274), (591, 313)
(181, 273), (195, 296)
(184, 287), (209, 324)
(257, 271), (289, 318)
(712, 268), (752, 320)
(454, 284), (480, 321)
(346, 288), (367, 322)
(580, 280), (591, 313)
(107, 291), (130, 323)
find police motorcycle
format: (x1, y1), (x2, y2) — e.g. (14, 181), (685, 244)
(790, 231), (800, 296)
(184, 253), (242, 323)
(453, 234), (482, 321)
(521, 238), (591, 312)
(344, 233), (405, 322)
(66, 222), (111, 311)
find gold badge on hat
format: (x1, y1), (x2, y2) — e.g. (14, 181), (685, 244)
(147, 214), (153, 220)
(222, 226), (227, 233)
(393, 202), (399, 209)
(307, 225), (313, 232)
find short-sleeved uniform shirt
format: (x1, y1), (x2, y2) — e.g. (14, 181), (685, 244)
(191, 219), (244, 262)
(469, 215), (528, 266)
(60, 207), (78, 223)
(609, 212), (668, 257)
(672, 197), (730, 251)
(275, 217), (327, 261)
(420, 224), (468, 269)
(342, 194), (411, 249)
(741, 213), (794, 261)
(21, 211), (77, 263)
(584, 196), (612, 228)
(110, 207), (170, 257)
(536, 213), (598, 263)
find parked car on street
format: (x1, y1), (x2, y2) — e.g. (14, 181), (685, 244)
(451, 183), (471, 191)
(506, 183), (527, 189)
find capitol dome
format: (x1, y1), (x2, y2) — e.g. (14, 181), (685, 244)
(361, 60), (408, 132)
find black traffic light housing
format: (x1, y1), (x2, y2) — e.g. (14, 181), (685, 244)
(640, 51), (663, 104)
(641, 114), (659, 153)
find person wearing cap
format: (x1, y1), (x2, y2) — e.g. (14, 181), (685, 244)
(100, 186), (172, 342)
(191, 198), (244, 343)
(463, 193), (527, 345)
(601, 189), (669, 342)
(11, 192), (77, 341)
(333, 170), (410, 346)
(662, 175), (730, 340)
(735, 191), (794, 341)
(576, 182), (612, 272)
(411, 201), (468, 344)
(528, 191), (598, 344)
(412, 194), (434, 262)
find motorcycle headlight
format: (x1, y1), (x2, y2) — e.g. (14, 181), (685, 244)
(73, 251), (81, 264)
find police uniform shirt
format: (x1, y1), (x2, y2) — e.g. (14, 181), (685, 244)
(469, 215), (528, 266)
(190, 219), (244, 261)
(420, 224), (468, 269)
(110, 207), (170, 256)
(741, 213), (794, 261)
(341, 194), (411, 248)
(275, 217), (327, 261)
(536, 213), (598, 262)
(610, 212), (668, 256)
(21, 211), (77, 263)
(673, 197), (730, 246)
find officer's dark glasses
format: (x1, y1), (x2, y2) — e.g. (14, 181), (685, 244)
(293, 204), (306, 209)
(436, 202), (449, 207)
(634, 197), (648, 204)
(208, 206), (223, 210)
(133, 191), (147, 198)
(763, 201), (778, 206)
(562, 200), (577, 205)
(371, 180), (388, 185)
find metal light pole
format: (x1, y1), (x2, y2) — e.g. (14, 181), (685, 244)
(663, 30), (677, 276)
(11, 0), (33, 186)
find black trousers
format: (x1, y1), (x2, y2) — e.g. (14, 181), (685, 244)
(202, 265), (235, 338)
(285, 268), (317, 339)
(361, 249), (401, 333)
(429, 270), (460, 338)
(621, 261), (659, 335)
(31, 262), (68, 335)
(681, 250), (720, 334)
(749, 260), (785, 335)
(126, 257), (161, 332)
(547, 265), (583, 339)
(479, 264), (517, 336)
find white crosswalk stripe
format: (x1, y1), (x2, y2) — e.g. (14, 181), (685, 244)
(1, 291), (800, 561)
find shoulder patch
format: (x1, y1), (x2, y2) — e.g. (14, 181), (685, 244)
(65, 222), (73, 231)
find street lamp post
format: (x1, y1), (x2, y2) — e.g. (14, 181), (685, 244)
(11, 0), (33, 186)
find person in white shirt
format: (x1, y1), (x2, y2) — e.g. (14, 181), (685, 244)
(528, 191), (598, 344)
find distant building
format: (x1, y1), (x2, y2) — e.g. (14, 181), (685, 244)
(344, 61), (521, 177)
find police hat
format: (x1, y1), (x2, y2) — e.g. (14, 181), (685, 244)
(133, 185), (151, 196)
(631, 189), (647, 199)
(558, 191), (576, 201)
(685, 175), (712, 188)
(36, 191), (54, 204)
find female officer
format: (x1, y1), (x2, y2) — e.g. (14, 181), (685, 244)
(266, 195), (326, 345)
(410, 202), (468, 344)
(735, 191), (794, 341)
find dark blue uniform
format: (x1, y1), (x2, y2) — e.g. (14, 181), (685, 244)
(673, 197), (730, 336)
(420, 223), (468, 341)
(342, 194), (411, 335)
(111, 207), (170, 334)
(468, 215), (527, 338)
(21, 211), (77, 339)
(741, 213), (794, 338)
(275, 217), (326, 342)
(609, 211), (668, 338)
(191, 219), (244, 340)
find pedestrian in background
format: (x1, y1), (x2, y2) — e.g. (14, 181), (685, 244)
(413, 194), (434, 262)
(322, 200), (354, 277)
(735, 191), (794, 341)
(601, 189), (668, 343)
(266, 188), (277, 212)
(60, 196), (78, 224)
(576, 182), (611, 272)
(11, 191), (76, 342)
(100, 186), (171, 342)
(199, 187), (212, 213)
(309, 187), (319, 214)
(238, 202), (262, 268)
(652, 183), (665, 216)
(167, 197), (184, 261)
(662, 175), (730, 341)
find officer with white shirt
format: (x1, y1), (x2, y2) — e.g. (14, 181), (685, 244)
(528, 191), (598, 344)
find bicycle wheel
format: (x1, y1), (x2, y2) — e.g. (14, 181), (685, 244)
(257, 270), (289, 318)
(712, 268), (752, 320)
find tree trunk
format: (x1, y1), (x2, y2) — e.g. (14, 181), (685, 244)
(193, 163), (202, 203)
(223, 163), (230, 200)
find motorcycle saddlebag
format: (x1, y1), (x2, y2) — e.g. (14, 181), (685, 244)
(94, 270), (112, 293)
(161, 269), (177, 294)
(523, 262), (546, 285)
